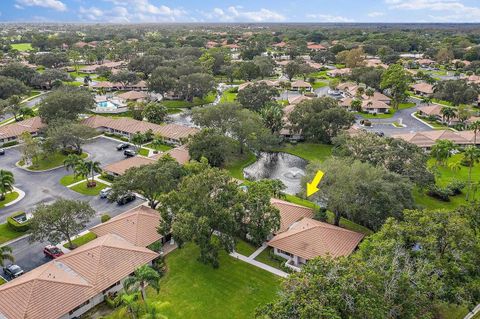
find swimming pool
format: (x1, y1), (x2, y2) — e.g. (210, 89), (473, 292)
(97, 101), (119, 108)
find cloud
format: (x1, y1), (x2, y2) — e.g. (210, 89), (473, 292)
(368, 11), (385, 17)
(78, 6), (105, 21)
(385, 0), (480, 21)
(305, 14), (354, 22)
(16, 0), (66, 11)
(204, 6), (285, 22)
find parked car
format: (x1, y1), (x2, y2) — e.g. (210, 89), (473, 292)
(43, 245), (64, 259)
(116, 143), (129, 151)
(124, 149), (136, 157)
(116, 192), (136, 205)
(99, 187), (112, 198)
(0, 148), (4, 155)
(3, 264), (24, 278)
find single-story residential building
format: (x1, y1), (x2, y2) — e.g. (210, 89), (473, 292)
(416, 104), (443, 121)
(290, 80), (312, 92)
(0, 234), (158, 319)
(392, 130), (478, 150)
(411, 82), (434, 96)
(82, 115), (198, 145)
(270, 198), (314, 233)
(416, 58), (436, 67)
(327, 68), (351, 77)
(268, 216), (364, 271)
(0, 116), (45, 145)
(361, 99), (390, 114)
(91, 205), (165, 247)
(116, 90), (148, 101)
(307, 43), (326, 51)
(337, 82), (359, 97)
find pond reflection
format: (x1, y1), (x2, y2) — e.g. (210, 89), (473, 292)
(243, 152), (307, 195)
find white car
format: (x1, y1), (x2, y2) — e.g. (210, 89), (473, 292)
(99, 187), (112, 198)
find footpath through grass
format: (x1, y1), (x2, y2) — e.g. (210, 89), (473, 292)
(139, 244), (281, 319)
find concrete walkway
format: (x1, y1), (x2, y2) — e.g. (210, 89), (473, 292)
(230, 251), (288, 278)
(464, 304), (480, 319)
(249, 243), (268, 260)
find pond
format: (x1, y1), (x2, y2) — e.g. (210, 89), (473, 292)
(168, 110), (196, 127)
(243, 152), (307, 195)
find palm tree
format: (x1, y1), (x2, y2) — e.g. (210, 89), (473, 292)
(440, 106), (456, 126)
(141, 301), (169, 319)
(421, 96), (432, 105)
(124, 265), (161, 301)
(63, 154), (82, 173)
(447, 159), (462, 172)
(0, 170), (14, 201)
(0, 246), (14, 267)
(84, 160), (102, 187)
(365, 88), (375, 98)
(350, 99), (362, 112)
(463, 146), (480, 201)
(469, 120), (480, 146)
(118, 292), (140, 319)
(430, 139), (456, 167)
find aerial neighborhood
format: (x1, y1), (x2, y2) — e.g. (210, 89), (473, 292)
(0, 5), (479, 319)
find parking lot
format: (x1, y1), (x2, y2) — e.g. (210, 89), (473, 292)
(0, 136), (145, 278)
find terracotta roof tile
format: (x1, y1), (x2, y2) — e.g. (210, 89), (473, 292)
(270, 198), (314, 233)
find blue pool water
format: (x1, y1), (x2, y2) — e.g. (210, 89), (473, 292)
(97, 101), (118, 108)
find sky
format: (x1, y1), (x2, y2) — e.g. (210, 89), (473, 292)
(0, 0), (480, 23)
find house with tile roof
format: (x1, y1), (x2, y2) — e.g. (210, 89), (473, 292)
(267, 198), (364, 271)
(0, 234), (158, 319)
(392, 129), (478, 150)
(0, 117), (45, 145)
(411, 82), (434, 96)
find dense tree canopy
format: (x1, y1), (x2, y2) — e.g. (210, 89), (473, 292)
(38, 86), (94, 123)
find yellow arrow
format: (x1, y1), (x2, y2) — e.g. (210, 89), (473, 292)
(306, 170), (324, 197)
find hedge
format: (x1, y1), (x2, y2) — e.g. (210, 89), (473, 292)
(7, 212), (30, 232)
(101, 214), (111, 223)
(1, 141), (19, 148)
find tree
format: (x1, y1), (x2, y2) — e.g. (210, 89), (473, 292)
(111, 156), (184, 208)
(240, 181), (280, 246)
(130, 132), (146, 152)
(46, 121), (96, 153)
(253, 56), (275, 79)
(289, 97), (355, 144)
(38, 87), (94, 123)
(433, 80), (478, 106)
(285, 61), (301, 81)
(0, 63), (37, 86)
(158, 166), (241, 267)
(110, 70), (139, 89)
(29, 199), (96, 249)
(332, 131), (434, 187)
(462, 146), (480, 201)
(20, 132), (41, 167)
(35, 52), (68, 68)
(81, 160), (102, 187)
(0, 75), (28, 100)
(470, 120), (480, 145)
(440, 106), (457, 125)
(5, 95), (23, 121)
(188, 129), (236, 167)
(0, 170), (14, 201)
(32, 68), (70, 88)
(176, 73), (215, 102)
(305, 158), (414, 230)
(142, 102), (167, 124)
(124, 265), (161, 301)
(350, 99), (362, 112)
(430, 139), (456, 166)
(0, 246), (13, 267)
(350, 67), (384, 90)
(63, 154), (82, 173)
(436, 47), (454, 64)
(237, 61), (260, 81)
(260, 103), (284, 133)
(329, 78), (340, 91)
(380, 64), (409, 110)
(129, 55), (164, 78)
(236, 83), (279, 112)
(335, 47), (365, 68)
(148, 66), (177, 95)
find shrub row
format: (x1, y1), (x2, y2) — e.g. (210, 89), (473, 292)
(1, 141), (19, 148)
(7, 212), (30, 232)
(426, 180), (466, 202)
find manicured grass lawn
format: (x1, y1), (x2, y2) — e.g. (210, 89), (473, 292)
(63, 232), (97, 249)
(272, 143), (332, 162)
(138, 148), (149, 156)
(162, 93), (216, 108)
(235, 239), (258, 257)
(70, 181), (108, 196)
(225, 151), (257, 180)
(283, 194), (373, 235)
(59, 174), (83, 186)
(0, 222), (25, 245)
(144, 142), (173, 152)
(0, 277), (5, 285)
(254, 247), (285, 270)
(220, 90), (237, 103)
(136, 244), (281, 319)
(312, 81), (328, 89)
(28, 90), (41, 98)
(434, 303), (469, 319)
(11, 43), (32, 51)
(64, 81), (84, 87)
(356, 102), (416, 119)
(25, 152), (88, 171)
(0, 192), (20, 209)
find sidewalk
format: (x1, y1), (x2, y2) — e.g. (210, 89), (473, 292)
(230, 251), (288, 278)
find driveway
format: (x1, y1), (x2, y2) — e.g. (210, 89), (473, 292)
(357, 98), (434, 136)
(0, 136), (146, 276)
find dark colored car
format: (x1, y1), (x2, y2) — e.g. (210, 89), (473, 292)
(124, 149), (136, 157)
(116, 192), (136, 205)
(116, 143), (129, 151)
(43, 245), (64, 259)
(3, 264), (24, 278)
(0, 148), (4, 155)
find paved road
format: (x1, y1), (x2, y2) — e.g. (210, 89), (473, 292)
(357, 98), (434, 136)
(0, 93), (47, 123)
(0, 136), (145, 277)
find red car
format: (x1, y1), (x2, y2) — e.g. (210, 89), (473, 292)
(43, 245), (64, 259)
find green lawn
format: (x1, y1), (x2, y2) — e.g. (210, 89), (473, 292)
(69, 181), (108, 196)
(0, 192), (20, 209)
(124, 244), (281, 319)
(312, 81), (328, 89)
(356, 102), (416, 119)
(25, 152), (88, 171)
(144, 142), (173, 152)
(272, 143), (332, 162)
(220, 90), (237, 103)
(11, 43), (32, 51)
(0, 222), (25, 245)
(225, 151), (257, 180)
(63, 232), (97, 249)
(138, 148), (149, 156)
(59, 174), (83, 186)
(254, 247), (285, 270)
(434, 303), (469, 319)
(162, 93), (216, 109)
(235, 239), (258, 257)
(0, 277), (5, 285)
